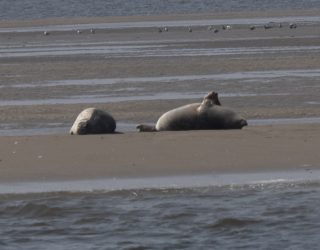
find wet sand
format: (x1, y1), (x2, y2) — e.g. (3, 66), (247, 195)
(0, 11), (320, 183)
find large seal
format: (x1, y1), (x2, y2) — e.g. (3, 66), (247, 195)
(137, 91), (247, 132)
(70, 108), (116, 135)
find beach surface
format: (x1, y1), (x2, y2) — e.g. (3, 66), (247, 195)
(0, 10), (320, 183)
(0, 124), (319, 183)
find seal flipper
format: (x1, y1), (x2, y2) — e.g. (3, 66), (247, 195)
(136, 124), (157, 132)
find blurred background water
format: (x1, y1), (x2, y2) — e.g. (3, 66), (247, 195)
(1, 179), (320, 249)
(0, 0), (320, 20)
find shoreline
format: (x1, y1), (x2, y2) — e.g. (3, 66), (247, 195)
(1, 170), (319, 194)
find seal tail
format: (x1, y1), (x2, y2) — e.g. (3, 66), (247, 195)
(136, 124), (157, 132)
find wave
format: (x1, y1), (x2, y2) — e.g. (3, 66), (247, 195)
(205, 217), (262, 230)
(1, 170), (320, 196)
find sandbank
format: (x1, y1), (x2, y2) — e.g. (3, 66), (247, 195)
(0, 124), (319, 183)
(0, 11), (320, 185)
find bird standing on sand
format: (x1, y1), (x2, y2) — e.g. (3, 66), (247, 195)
(289, 23), (297, 29)
(264, 24), (272, 29)
(222, 25), (231, 30)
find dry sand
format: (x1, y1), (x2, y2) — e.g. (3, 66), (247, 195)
(1, 11), (320, 183)
(0, 124), (319, 182)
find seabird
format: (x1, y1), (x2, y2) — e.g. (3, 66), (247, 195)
(188, 27), (192, 32)
(223, 25), (231, 30)
(289, 23), (297, 29)
(249, 25), (256, 30)
(76, 30), (82, 35)
(43, 31), (49, 36)
(264, 24), (272, 29)
(90, 28), (95, 34)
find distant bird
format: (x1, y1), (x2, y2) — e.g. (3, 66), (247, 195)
(249, 25), (256, 30)
(213, 29), (219, 33)
(222, 25), (231, 30)
(264, 24), (272, 29)
(279, 23), (282, 28)
(43, 31), (49, 36)
(188, 27), (192, 32)
(76, 30), (82, 35)
(90, 28), (95, 34)
(207, 25), (213, 31)
(164, 27), (168, 32)
(289, 23), (297, 29)
(158, 27), (163, 33)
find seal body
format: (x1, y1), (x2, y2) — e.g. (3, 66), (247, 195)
(70, 108), (116, 135)
(155, 104), (247, 131)
(137, 91), (247, 132)
(155, 103), (199, 131)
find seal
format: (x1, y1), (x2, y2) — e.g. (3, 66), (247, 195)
(70, 108), (116, 135)
(137, 91), (247, 132)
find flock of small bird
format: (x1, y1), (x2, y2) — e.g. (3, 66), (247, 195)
(158, 22), (298, 33)
(43, 28), (96, 36)
(250, 22), (297, 30)
(43, 22), (297, 36)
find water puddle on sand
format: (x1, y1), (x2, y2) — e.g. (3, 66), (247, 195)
(0, 118), (320, 136)
(2, 69), (320, 89)
(0, 92), (290, 106)
(0, 123), (136, 136)
(1, 44), (320, 58)
(248, 117), (320, 126)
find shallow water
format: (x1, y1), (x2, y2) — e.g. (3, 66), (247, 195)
(1, 117), (320, 136)
(1, 43), (320, 58)
(1, 16), (320, 33)
(1, 0), (320, 20)
(2, 69), (320, 89)
(1, 172), (320, 249)
(1, 69), (319, 106)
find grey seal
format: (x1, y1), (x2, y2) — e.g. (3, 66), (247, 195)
(137, 91), (247, 132)
(70, 108), (116, 135)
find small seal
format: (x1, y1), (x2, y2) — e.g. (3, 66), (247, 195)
(70, 108), (116, 135)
